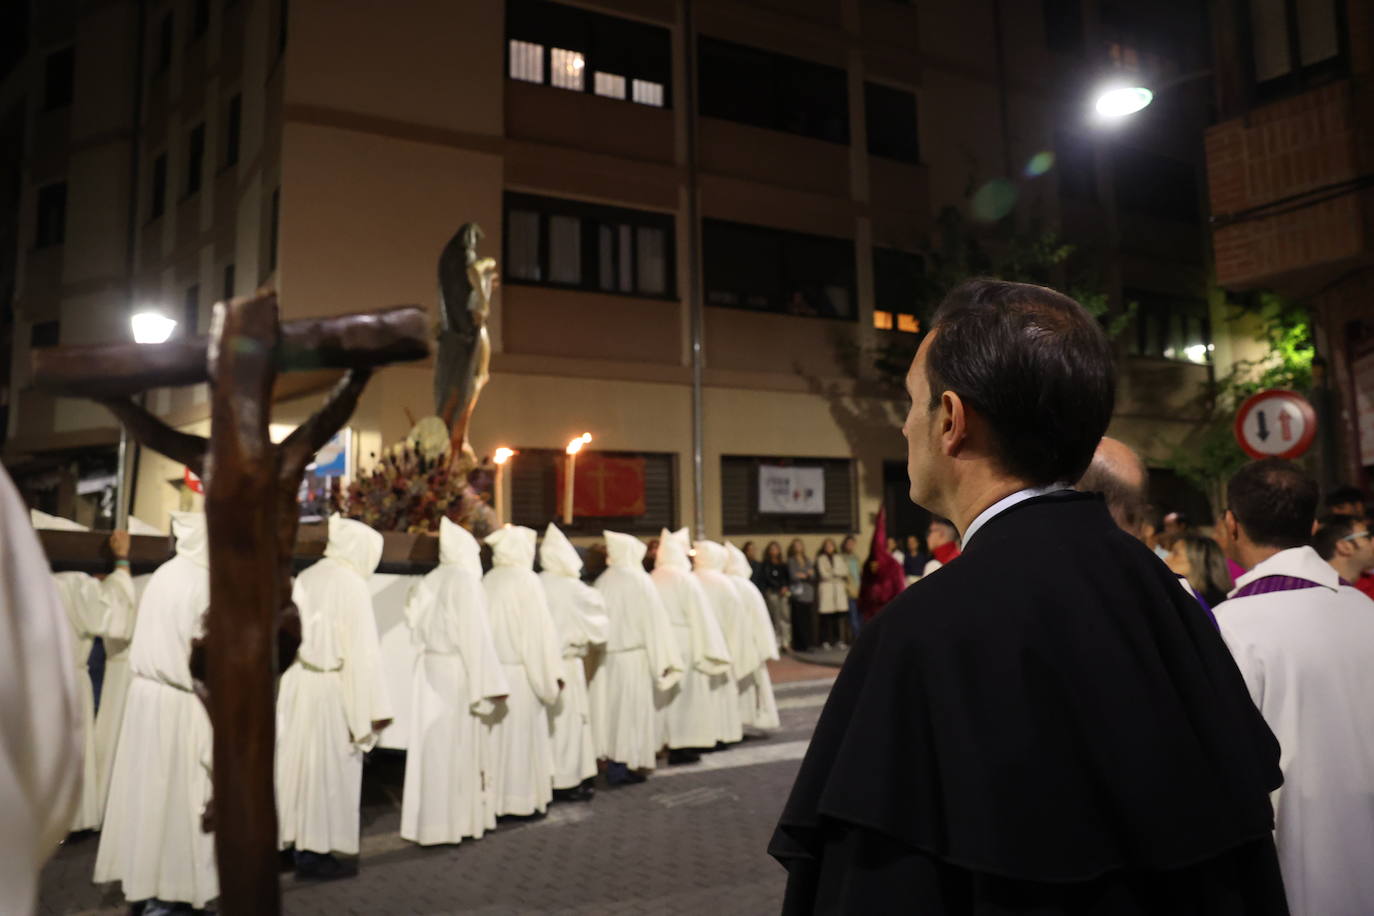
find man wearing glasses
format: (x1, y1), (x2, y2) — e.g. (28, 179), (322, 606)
(1314, 513), (1374, 601)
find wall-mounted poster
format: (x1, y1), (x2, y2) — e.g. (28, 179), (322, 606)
(759, 464), (825, 514)
(299, 428), (353, 521)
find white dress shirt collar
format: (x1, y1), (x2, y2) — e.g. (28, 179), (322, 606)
(960, 483), (1071, 549)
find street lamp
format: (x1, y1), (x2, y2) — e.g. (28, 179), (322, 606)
(114, 309), (178, 527)
(1090, 69), (1211, 123)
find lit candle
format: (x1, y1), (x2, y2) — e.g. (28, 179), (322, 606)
(492, 447), (515, 526)
(563, 433), (592, 526)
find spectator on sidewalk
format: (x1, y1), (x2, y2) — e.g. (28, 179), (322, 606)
(758, 541), (792, 651)
(786, 540), (817, 652)
(922, 518), (960, 575)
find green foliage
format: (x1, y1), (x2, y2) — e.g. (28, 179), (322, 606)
(859, 204), (1132, 393)
(1164, 292), (1314, 493)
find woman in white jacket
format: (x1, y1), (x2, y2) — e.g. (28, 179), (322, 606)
(815, 538), (850, 649)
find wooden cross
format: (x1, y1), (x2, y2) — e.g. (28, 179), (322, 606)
(32, 292), (428, 915)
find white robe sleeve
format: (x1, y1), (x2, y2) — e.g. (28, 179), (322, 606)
(685, 581), (732, 677)
(722, 586), (761, 681)
(340, 590), (393, 751)
(520, 586), (565, 707)
(642, 583), (685, 692)
(98, 568), (137, 641)
(0, 467), (81, 911)
(568, 585), (610, 655)
(454, 576), (510, 716)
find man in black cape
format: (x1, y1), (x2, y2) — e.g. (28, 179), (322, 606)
(769, 279), (1287, 914)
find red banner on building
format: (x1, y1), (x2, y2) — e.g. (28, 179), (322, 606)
(557, 454), (647, 517)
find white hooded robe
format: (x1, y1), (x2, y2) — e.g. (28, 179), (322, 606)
(483, 526), (564, 816)
(589, 531), (683, 770)
(401, 518), (510, 845)
(0, 466), (81, 913)
(276, 515), (393, 856)
(31, 510), (136, 832)
(94, 511), (217, 908)
(538, 523), (610, 790)
(651, 527), (732, 750)
(725, 542), (781, 730)
(692, 541), (757, 745)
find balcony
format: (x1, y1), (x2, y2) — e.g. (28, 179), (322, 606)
(1205, 80), (1370, 292)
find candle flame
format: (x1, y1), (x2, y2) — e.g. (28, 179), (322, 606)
(493, 447), (516, 465)
(566, 432), (592, 456)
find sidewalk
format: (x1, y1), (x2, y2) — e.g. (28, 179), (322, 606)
(767, 649), (845, 683)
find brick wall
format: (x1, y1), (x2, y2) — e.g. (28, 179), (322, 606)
(1205, 82), (1367, 289)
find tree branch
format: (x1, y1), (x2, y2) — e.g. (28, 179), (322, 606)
(98, 397), (209, 477)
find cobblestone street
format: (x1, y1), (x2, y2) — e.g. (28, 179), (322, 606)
(39, 659), (836, 916)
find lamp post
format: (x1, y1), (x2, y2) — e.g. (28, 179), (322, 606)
(114, 310), (178, 527)
(492, 446), (515, 526)
(563, 433), (591, 526)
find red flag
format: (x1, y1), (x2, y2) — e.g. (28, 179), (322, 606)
(557, 454), (646, 517)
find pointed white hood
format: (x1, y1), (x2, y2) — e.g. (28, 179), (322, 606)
(438, 516), (483, 577)
(323, 514), (384, 577)
(725, 542), (753, 579)
(30, 509), (87, 531)
(654, 527), (692, 572)
(540, 523), (582, 578)
(487, 524), (536, 569)
(692, 540), (728, 573)
(170, 511), (210, 568)
(604, 530), (646, 569)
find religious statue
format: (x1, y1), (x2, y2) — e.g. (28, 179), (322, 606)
(434, 222), (497, 465)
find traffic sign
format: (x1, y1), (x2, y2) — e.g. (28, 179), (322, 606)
(1234, 389), (1317, 460)
(184, 466), (204, 494)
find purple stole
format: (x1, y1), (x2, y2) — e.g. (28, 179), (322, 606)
(1232, 574), (1353, 599)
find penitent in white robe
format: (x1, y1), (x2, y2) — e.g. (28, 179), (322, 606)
(49, 567), (134, 831)
(0, 466), (82, 913)
(401, 518), (509, 846)
(590, 532), (684, 770)
(483, 526), (564, 817)
(693, 542), (759, 745)
(94, 571), (151, 815)
(95, 511), (217, 909)
(651, 527), (732, 750)
(538, 523), (610, 790)
(1214, 546), (1374, 916)
(725, 542), (780, 730)
(277, 515), (392, 857)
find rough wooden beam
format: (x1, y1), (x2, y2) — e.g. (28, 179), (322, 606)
(32, 296), (429, 399)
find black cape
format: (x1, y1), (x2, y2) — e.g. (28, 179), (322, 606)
(770, 492), (1288, 915)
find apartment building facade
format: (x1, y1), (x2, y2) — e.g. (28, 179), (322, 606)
(2, 0), (1235, 541)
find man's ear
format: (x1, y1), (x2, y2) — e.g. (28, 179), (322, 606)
(940, 390), (968, 457)
(1224, 509), (1241, 544)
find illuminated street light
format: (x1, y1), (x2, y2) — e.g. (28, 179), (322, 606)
(1094, 85), (1153, 119)
(130, 310), (178, 344)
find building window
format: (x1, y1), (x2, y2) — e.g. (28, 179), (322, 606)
(30, 321), (60, 348)
(872, 247), (924, 333)
(508, 39), (544, 83)
(192, 0), (210, 40)
(720, 456), (856, 534)
(222, 263), (235, 302)
(184, 283), (200, 336)
(35, 182), (67, 249)
(224, 94), (241, 167)
(1126, 288), (1212, 363)
(268, 187), (280, 272)
(703, 219), (856, 320)
(1112, 147), (1198, 222)
(864, 83), (919, 163)
(503, 192), (675, 298)
(155, 12), (173, 75)
(185, 123), (205, 196)
(1246, 0), (1344, 97)
(510, 448), (676, 535)
(594, 71), (626, 99)
(698, 37), (849, 145)
(43, 48), (75, 111)
(150, 153), (167, 219)
(506, 0), (672, 108)
(1043, 0), (1085, 55)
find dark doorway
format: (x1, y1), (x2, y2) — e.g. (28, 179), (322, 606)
(883, 459), (930, 543)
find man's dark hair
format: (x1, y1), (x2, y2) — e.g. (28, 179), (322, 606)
(1227, 459), (1318, 550)
(926, 279), (1115, 486)
(1312, 513), (1359, 561)
(1326, 485), (1366, 510)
